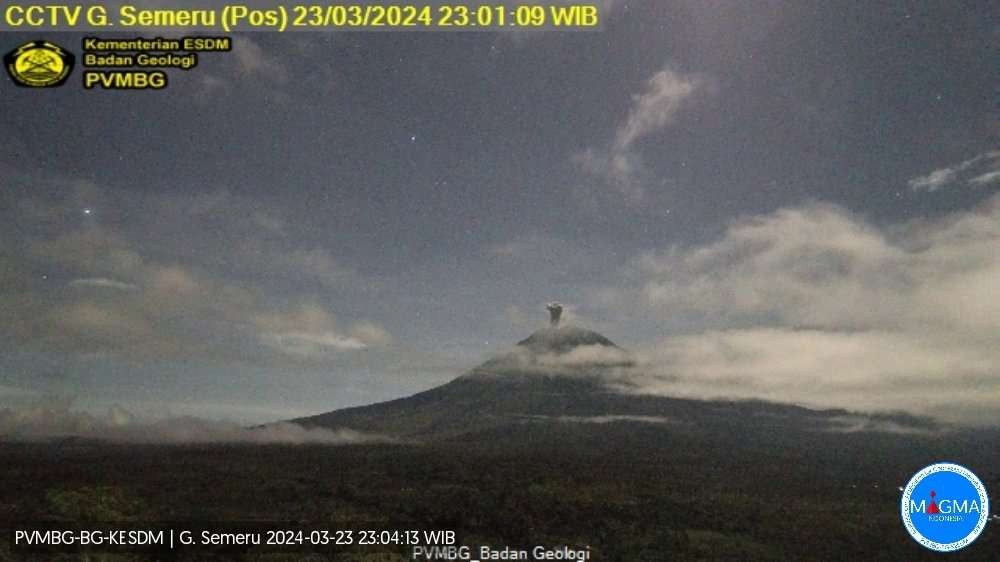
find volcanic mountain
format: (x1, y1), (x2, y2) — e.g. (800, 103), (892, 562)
(291, 323), (938, 443)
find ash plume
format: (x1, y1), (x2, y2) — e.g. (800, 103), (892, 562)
(546, 302), (563, 326)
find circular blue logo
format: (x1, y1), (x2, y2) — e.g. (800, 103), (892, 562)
(901, 462), (989, 552)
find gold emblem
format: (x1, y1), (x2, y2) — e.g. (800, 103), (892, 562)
(4, 40), (75, 88)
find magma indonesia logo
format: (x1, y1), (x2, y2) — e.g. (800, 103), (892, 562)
(901, 462), (989, 552)
(4, 40), (75, 87)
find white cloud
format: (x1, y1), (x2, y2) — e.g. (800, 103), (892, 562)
(3, 184), (387, 365)
(826, 415), (939, 435)
(908, 149), (1000, 192)
(635, 199), (999, 333)
(908, 168), (957, 192)
(0, 399), (392, 444)
(262, 331), (368, 355)
(526, 414), (678, 425)
(349, 321), (393, 347)
(969, 170), (1000, 186)
(600, 194), (1000, 424)
(575, 68), (701, 204)
(534, 343), (633, 370)
(620, 328), (996, 424)
(614, 69), (700, 151)
(475, 343), (634, 378)
(30, 226), (143, 278)
(68, 278), (138, 291)
(572, 148), (648, 204)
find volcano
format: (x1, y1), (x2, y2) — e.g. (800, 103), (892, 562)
(291, 320), (938, 444)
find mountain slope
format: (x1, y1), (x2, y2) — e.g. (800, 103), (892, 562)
(291, 324), (937, 442)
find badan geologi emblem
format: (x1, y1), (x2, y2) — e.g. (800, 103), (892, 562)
(901, 462), (990, 552)
(4, 40), (75, 87)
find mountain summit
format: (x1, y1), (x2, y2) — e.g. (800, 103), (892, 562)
(515, 325), (618, 354)
(466, 324), (634, 381)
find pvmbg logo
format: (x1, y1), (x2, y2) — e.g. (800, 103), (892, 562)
(4, 40), (74, 87)
(901, 462), (989, 552)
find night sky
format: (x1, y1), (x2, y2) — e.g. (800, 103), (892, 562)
(1, 1), (997, 424)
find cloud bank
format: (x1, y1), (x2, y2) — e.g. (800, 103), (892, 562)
(0, 399), (390, 445)
(598, 194), (1000, 425)
(477, 343), (634, 378)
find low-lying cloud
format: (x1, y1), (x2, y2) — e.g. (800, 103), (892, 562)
(618, 328), (996, 425)
(475, 343), (634, 378)
(1, 181), (390, 365)
(0, 399), (391, 445)
(68, 278), (138, 291)
(540, 414), (677, 425)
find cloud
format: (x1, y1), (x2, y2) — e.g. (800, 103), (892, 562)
(533, 343), (633, 370)
(68, 278), (138, 291)
(475, 343), (634, 378)
(30, 226), (143, 278)
(490, 242), (523, 258)
(1, 181), (387, 365)
(261, 331), (368, 355)
(572, 148), (648, 204)
(524, 414), (678, 425)
(0, 398), (392, 444)
(908, 149), (1000, 192)
(614, 69), (701, 151)
(825, 415), (939, 435)
(969, 170), (1000, 186)
(909, 168), (958, 192)
(574, 68), (701, 204)
(599, 194), (1000, 424)
(634, 199), (999, 332)
(255, 301), (390, 358)
(620, 328), (996, 425)
(349, 321), (393, 347)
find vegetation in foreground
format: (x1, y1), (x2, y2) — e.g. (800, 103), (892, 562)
(0, 422), (997, 561)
